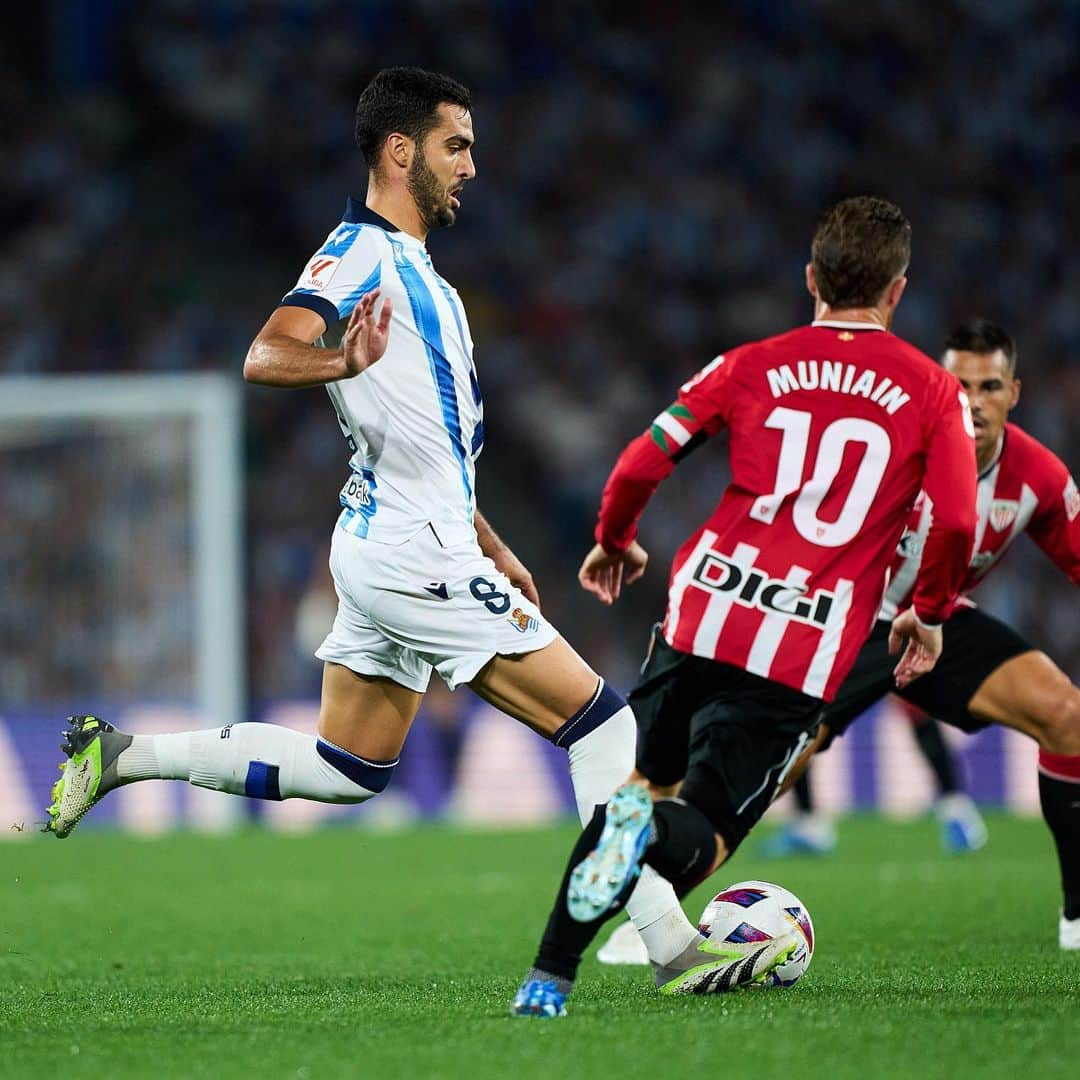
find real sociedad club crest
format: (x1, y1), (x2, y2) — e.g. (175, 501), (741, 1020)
(989, 499), (1019, 532)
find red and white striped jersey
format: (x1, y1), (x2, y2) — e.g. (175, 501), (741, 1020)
(880, 422), (1080, 619)
(595, 321), (977, 702)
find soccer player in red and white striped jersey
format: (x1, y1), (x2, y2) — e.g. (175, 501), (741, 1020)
(794, 319), (1080, 949)
(882, 344), (1078, 616)
(512, 196), (980, 1015)
(603, 319), (1080, 966)
(594, 310), (976, 701)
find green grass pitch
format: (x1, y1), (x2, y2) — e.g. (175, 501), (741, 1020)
(2, 815), (1078, 1079)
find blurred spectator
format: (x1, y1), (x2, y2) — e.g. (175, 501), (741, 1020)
(0, 0), (1076, 704)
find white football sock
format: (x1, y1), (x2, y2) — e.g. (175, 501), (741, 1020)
(627, 870), (699, 965)
(565, 704), (637, 823)
(563, 702), (698, 965)
(117, 724), (382, 803)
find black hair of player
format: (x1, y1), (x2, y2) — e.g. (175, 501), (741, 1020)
(355, 67), (472, 172)
(811, 196), (911, 309)
(943, 319), (1018, 375)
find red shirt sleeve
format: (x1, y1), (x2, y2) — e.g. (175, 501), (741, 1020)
(595, 353), (736, 553)
(1026, 456), (1080, 585)
(910, 381), (978, 624)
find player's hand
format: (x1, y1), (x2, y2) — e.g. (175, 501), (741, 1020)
(578, 541), (649, 605)
(492, 549), (541, 608)
(888, 607), (943, 689)
(342, 290), (392, 376)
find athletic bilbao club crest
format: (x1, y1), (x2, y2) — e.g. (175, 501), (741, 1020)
(989, 499), (1019, 532)
(1064, 478), (1080, 522)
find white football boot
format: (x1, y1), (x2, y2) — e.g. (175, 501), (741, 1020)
(1060, 913), (1080, 951)
(597, 919), (650, 966)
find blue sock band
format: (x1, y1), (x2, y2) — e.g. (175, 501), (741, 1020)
(316, 738), (398, 793)
(551, 679), (627, 749)
(244, 760), (282, 801)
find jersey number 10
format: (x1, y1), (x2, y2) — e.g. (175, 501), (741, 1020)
(749, 406), (891, 547)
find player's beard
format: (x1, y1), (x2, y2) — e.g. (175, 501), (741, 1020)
(408, 149), (456, 230)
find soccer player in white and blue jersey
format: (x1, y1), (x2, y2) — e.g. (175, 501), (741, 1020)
(46, 69), (705, 1005)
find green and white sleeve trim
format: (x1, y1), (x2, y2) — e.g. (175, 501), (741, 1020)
(650, 404), (699, 454)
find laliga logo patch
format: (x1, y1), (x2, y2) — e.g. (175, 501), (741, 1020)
(989, 499), (1019, 532)
(301, 253), (341, 290)
(508, 607), (539, 634)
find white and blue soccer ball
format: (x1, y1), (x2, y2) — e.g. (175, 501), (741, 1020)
(697, 879), (815, 989)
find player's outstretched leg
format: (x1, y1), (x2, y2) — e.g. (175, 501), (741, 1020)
(511, 786), (797, 1015)
(45, 716), (131, 838)
(1039, 751), (1080, 949)
(45, 717), (397, 838)
(963, 649), (1080, 945)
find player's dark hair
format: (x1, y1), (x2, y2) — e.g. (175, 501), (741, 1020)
(355, 67), (471, 171)
(943, 319), (1018, 374)
(811, 196), (911, 309)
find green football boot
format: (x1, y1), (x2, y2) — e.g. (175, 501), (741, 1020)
(44, 715), (131, 838)
(654, 930), (801, 995)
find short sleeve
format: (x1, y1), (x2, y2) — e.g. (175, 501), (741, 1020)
(672, 350), (742, 438)
(1026, 453), (1080, 584)
(279, 223), (384, 332)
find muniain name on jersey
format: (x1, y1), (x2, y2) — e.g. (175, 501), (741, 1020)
(766, 361), (911, 415)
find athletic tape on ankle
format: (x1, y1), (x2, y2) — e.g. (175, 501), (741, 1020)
(316, 737), (398, 792)
(1038, 750), (1080, 783)
(551, 679), (628, 749)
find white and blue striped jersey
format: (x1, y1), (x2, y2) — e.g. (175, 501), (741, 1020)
(281, 198), (484, 547)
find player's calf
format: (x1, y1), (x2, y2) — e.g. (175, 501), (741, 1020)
(1038, 749), (1080, 935)
(142, 723), (396, 801)
(988, 661), (1080, 938)
(45, 720), (395, 837)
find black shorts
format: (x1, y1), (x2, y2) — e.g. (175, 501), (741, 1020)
(823, 605), (1035, 745)
(629, 626), (825, 855)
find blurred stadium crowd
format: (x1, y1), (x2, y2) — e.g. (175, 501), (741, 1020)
(1, 0), (1076, 705)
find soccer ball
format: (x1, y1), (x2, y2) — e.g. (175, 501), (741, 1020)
(697, 879), (815, 989)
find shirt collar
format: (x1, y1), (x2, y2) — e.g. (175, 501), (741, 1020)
(811, 320), (888, 332)
(978, 431), (1006, 480)
(343, 197), (400, 230)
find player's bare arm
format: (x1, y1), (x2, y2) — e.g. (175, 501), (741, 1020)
(244, 290), (391, 388)
(581, 388), (722, 607)
(475, 509), (540, 606)
(578, 541), (648, 606)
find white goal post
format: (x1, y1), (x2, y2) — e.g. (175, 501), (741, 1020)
(0, 373), (245, 734)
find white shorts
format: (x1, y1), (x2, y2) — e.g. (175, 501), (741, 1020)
(316, 520), (558, 693)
